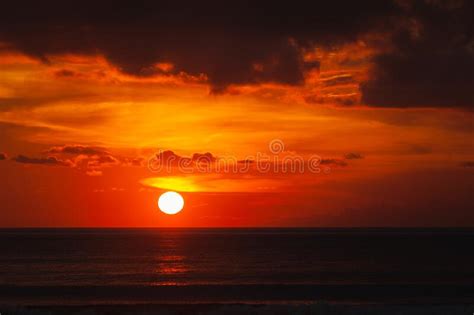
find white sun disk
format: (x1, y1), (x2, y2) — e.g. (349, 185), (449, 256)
(158, 191), (184, 215)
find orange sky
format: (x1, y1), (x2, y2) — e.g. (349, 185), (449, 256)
(0, 1), (473, 227)
(0, 47), (472, 227)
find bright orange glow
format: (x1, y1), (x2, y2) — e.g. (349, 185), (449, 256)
(158, 191), (184, 215)
(0, 48), (472, 228)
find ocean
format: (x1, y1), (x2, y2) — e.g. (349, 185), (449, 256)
(1, 228), (474, 307)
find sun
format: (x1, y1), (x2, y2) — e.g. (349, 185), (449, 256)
(158, 191), (184, 215)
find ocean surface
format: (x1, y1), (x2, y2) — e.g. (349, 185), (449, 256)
(1, 228), (474, 305)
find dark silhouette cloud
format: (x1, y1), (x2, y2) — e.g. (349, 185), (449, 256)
(53, 69), (79, 78)
(344, 152), (364, 160)
(153, 150), (190, 166)
(1, 1), (471, 106)
(46, 145), (110, 156)
(0, 0), (398, 92)
(320, 158), (348, 166)
(0, 152), (7, 160)
(460, 161), (474, 168)
(15, 145), (144, 175)
(152, 150), (218, 168)
(361, 0), (474, 108)
(12, 155), (68, 166)
(192, 152), (217, 163)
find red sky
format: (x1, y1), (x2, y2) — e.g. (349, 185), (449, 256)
(0, 1), (473, 227)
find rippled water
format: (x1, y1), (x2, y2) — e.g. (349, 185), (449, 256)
(1, 228), (473, 287)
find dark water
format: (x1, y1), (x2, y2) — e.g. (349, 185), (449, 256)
(1, 228), (474, 304)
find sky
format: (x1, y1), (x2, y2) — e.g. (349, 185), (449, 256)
(0, 0), (473, 227)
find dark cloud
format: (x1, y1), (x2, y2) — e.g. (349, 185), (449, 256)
(0, 152), (7, 160)
(304, 94), (359, 106)
(344, 152), (364, 160)
(152, 150), (361, 170)
(192, 152), (217, 163)
(152, 150), (218, 168)
(46, 145), (110, 156)
(460, 161), (474, 168)
(0, 0), (399, 92)
(153, 150), (190, 167)
(1, 1), (470, 108)
(12, 155), (68, 166)
(19, 144), (146, 175)
(362, 0), (474, 108)
(54, 69), (79, 78)
(320, 158), (348, 166)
